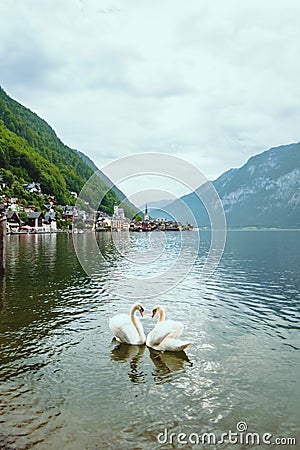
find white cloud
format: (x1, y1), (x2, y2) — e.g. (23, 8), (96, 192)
(0, 0), (300, 196)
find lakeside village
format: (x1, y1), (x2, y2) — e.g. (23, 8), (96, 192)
(0, 182), (193, 234)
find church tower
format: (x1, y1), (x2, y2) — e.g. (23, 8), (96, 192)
(144, 204), (149, 221)
(113, 202), (118, 216)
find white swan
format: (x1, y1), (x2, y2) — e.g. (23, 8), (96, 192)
(109, 303), (146, 345)
(146, 305), (191, 352)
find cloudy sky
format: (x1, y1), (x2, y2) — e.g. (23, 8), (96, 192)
(1, 0), (300, 197)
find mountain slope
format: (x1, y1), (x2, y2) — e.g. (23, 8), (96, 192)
(76, 149), (137, 215)
(0, 86), (135, 215)
(0, 86), (93, 199)
(213, 143), (300, 227)
(159, 144), (300, 228)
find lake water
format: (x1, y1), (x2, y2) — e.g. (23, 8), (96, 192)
(0, 231), (299, 449)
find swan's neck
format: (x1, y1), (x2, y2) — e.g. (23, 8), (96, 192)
(131, 308), (143, 338)
(157, 307), (165, 323)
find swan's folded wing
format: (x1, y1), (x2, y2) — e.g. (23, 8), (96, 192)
(112, 325), (137, 344)
(109, 314), (144, 344)
(109, 314), (130, 333)
(163, 320), (184, 339)
(160, 337), (191, 352)
(147, 320), (184, 347)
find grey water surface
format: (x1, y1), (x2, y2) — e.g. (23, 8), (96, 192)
(0, 231), (299, 449)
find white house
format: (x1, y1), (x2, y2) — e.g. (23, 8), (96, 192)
(23, 183), (42, 194)
(112, 202), (130, 231)
(44, 211), (57, 232)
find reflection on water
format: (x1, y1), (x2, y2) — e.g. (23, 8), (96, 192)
(149, 348), (193, 385)
(0, 274), (5, 310)
(110, 342), (192, 385)
(111, 342), (146, 384)
(0, 231), (299, 449)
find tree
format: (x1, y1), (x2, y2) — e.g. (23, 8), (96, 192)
(19, 211), (28, 224)
(75, 221), (85, 230)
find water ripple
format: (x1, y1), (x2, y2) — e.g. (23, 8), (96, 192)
(0, 232), (299, 449)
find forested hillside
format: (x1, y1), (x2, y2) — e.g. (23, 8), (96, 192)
(0, 86), (132, 214)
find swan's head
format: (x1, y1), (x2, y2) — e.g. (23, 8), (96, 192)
(133, 303), (144, 317)
(151, 305), (164, 319)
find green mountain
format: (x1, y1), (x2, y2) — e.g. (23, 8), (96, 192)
(75, 149), (137, 213)
(0, 86), (135, 216)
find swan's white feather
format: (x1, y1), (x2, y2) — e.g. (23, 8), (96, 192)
(109, 313), (145, 345)
(146, 319), (184, 347)
(150, 337), (191, 352)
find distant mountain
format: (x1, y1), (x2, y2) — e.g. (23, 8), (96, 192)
(214, 143), (300, 227)
(137, 199), (176, 221)
(145, 199), (175, 209)
(0, 86), (135, 216)
(162, 144), (300, 228)
(147, 207), (175, 222)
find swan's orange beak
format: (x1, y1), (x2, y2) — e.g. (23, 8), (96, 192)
(139, 308), (144, 317)
(151, 310), (157, 318)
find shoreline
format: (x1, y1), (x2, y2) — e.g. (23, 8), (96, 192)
(6, 227), (300, 236)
